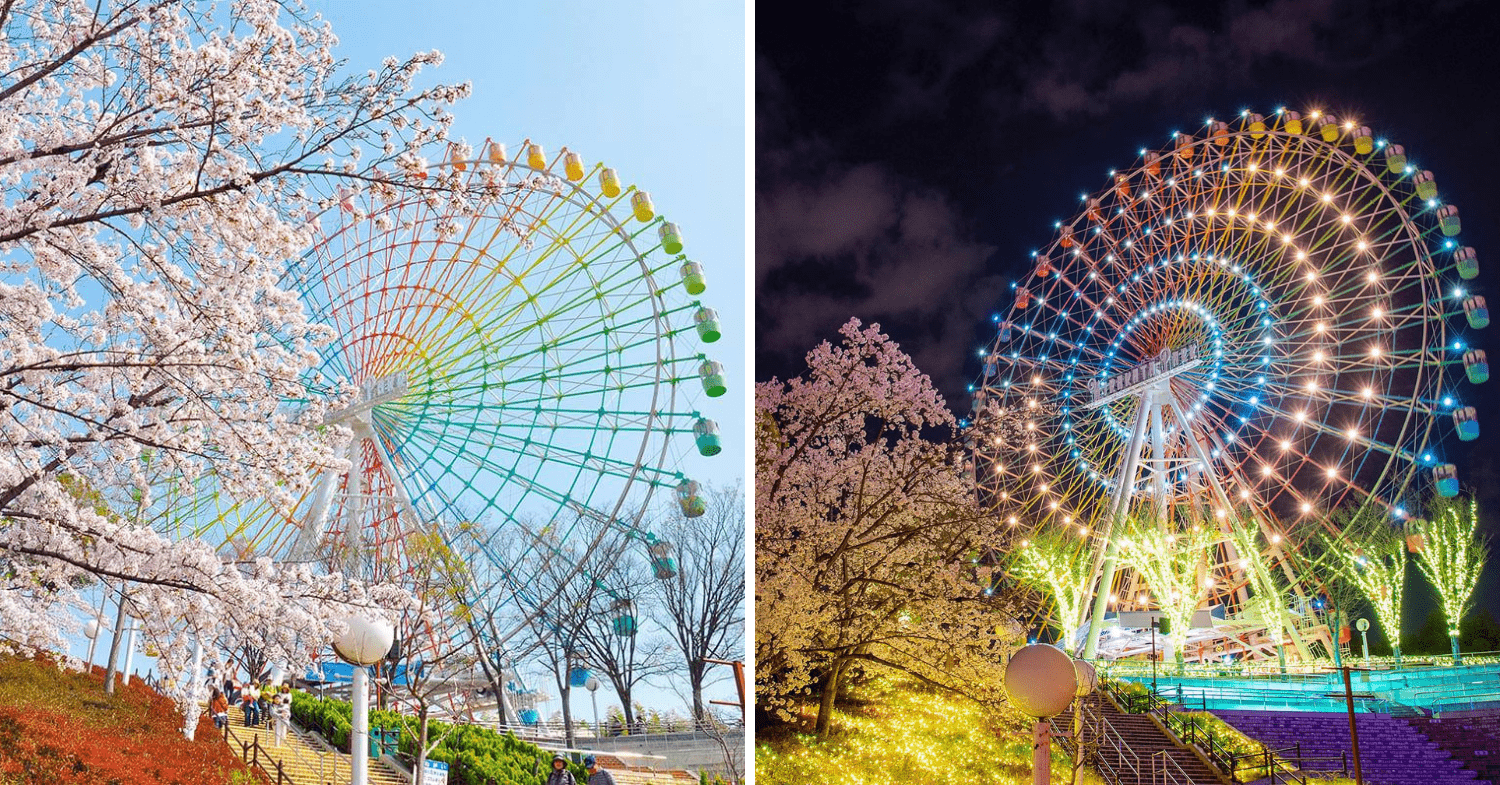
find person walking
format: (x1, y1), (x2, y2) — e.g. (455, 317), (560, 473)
(583, 755), (616, 785)
(241, 681), (260, 728)
(257, 682), (272, 729)
(272, 688), (293, 746)
(545, 752), (577, 785)
(209, 689), (230, 730)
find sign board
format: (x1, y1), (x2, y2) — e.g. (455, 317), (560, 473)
(423, 760), (449, 785)
(1115, 607), (1224, 630)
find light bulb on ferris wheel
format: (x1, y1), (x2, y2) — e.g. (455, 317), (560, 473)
(966, 108), (1485, 659)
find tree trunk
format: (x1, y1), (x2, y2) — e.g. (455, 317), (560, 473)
(415, 708), (429, 785)
(102, 587), (129, 695)
(814, 657), (850, 738)
(562, 681), (575, 748)
(689, 658), (708, 722)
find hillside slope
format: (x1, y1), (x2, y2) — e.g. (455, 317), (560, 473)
(0, 655), (256, 785)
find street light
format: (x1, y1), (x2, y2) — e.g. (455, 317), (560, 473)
(1004, 644), (1078, 785)
(333, 616), (395, 785)
(1356, 618), (1370, 661)
(585, 677), (600, 739)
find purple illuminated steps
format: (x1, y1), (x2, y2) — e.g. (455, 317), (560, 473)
(1213, 710), (1490, 785)
(1408, 716), (1500, 785)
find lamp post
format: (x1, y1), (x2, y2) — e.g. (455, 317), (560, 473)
(1071, 660), (1098, 785)
(1356, 618), (1370, 662)
(1004, 644), (1079, 785)
(585, 677), (600, 739)
(334, 616), (395, 785)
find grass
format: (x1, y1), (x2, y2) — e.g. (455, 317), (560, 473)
(756, 677), (1106, 785)
(0, 654), (256, 785)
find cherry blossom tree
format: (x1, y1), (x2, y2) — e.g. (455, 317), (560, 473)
(0, 0), (471, 714)
(756, 318), (1018, 735)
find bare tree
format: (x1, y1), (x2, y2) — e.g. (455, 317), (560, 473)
(651, 485), (745, 721)
(576, 543), (675, 731)
(509, 522), (621, 747)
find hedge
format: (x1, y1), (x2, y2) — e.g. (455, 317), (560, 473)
(289, 692), (588, 785)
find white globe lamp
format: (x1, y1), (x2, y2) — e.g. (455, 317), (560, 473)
(1073, 659), (1098, 697)
(84, 619), (101, 639)
(1005, 644), (1079, 785)
(333, 616), (394, 666)
(335, 616), (394, 785)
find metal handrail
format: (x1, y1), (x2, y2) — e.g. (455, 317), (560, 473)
(1151, 749), (1191, 785)
(1085, 698), (1140, 785)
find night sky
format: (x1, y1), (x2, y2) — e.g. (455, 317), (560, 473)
(757, 0), (1500, 625)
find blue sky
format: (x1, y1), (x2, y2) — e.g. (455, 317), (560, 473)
(319, 0), (747, 493)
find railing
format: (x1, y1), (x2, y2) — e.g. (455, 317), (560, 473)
(1076, 698), (1139, 785)
(223, 721), (293, 785)
(1151, 749), (1191, 785)
(1105, 679), (1307, 785)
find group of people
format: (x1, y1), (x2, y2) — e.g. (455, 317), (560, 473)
(548, 752), (616, 785)
(207, 678), (295, 746)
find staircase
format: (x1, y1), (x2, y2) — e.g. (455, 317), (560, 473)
(219, 705), (408, 785)
(1398, 716), (1499, 785)
(1086, 697), (1223, 784)
(1214, 710), (1484, 785)
(588, 754), (698, 785)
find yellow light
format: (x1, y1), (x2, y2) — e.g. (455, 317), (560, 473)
(1078, 525), (1088, 535)
(1367, 271), (1379, 283)
(1313, 295), (1324, 306)
(1271, 533), (1282, 544)
(1216, 508), (1226, 518)
(1049, 500), (1059, 510)
(1314, 322), (1326, 333)
(1031, 375), (1042, 385)
(1027, 398), (1038, 410)
(1275, 168), (1285, 176)
(1039, 482), (1049, 492)
(1356, 240), (1368, 251)
(1310, 110), (1322, 118)
(1280, 440), (1292, 451)
(1027, 443), (1037, 452)
(1108, 593), (1118, 603)
(1031, 463), (1042, 473)
(1137, 593), (1148, 604)
(1204, 578), (1215, 588)
(1240, 490), (1251, 499)
(1262, 464), (1274, 475)
(1008, 516), (1018, 525)
(1326, 466), (1339, 479)
(1300, 502), (1312, 513)
(1321, 192), (1333, 203)
(1343, 121), (1354, 130)
(1341, 214), (1352, 224)
(1298, 177), (1310, 187)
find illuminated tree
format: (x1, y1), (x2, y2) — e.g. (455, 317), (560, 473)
(1321, 507), (1407, 664)
(1226, 524), (1295, 672)
(1413, 496), (1489, 664)
(1116, 518), (1216, 668)
(756, 319), (1015, 735)
(1010, 528), (1092, 649)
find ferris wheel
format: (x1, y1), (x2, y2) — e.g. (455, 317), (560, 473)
(171, 138), (727, 636)
(967, 108), (1486, 657)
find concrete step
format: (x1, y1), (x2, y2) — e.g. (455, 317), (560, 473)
(215, 703), (407, 785)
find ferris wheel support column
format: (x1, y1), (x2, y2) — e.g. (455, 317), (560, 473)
(1167, 401), (1312, 657)
(1081, 392), (1154, 660)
